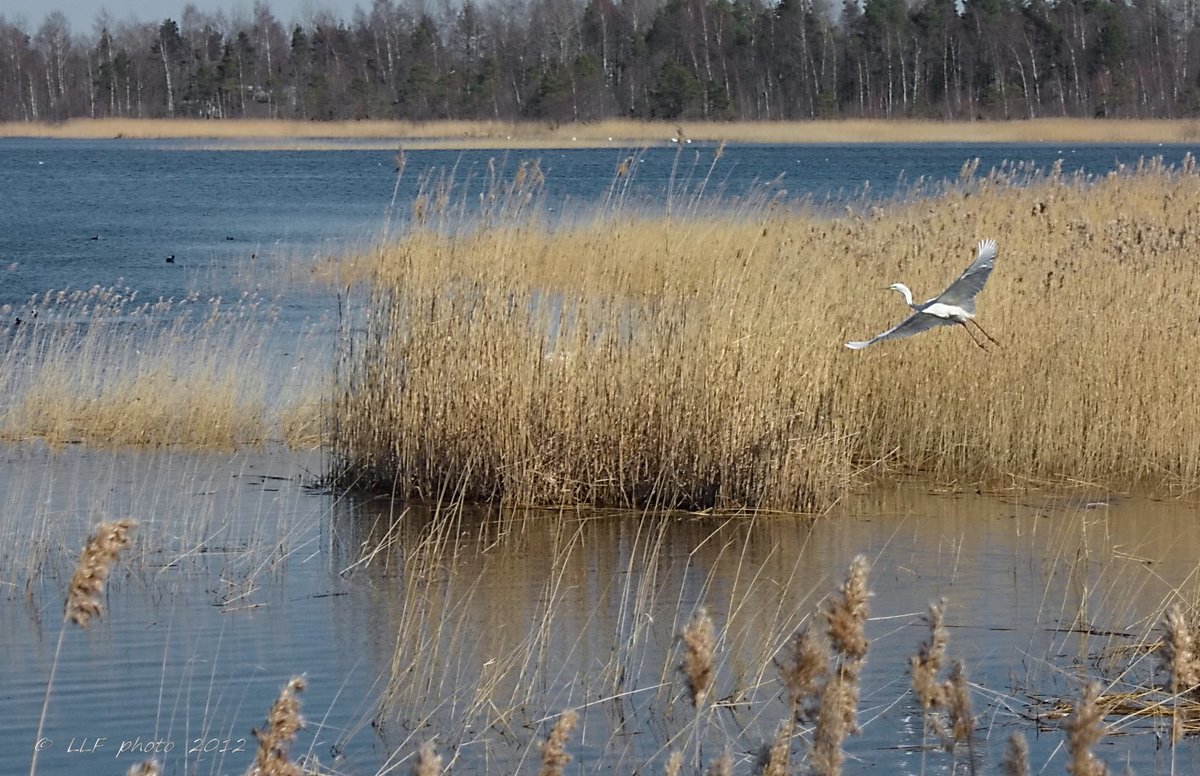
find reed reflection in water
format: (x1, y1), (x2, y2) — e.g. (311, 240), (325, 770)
(3, 443), (1198, 774)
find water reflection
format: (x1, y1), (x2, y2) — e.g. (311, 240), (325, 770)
(3, 445), (1199, 774)
(330, 485), (1200, 773)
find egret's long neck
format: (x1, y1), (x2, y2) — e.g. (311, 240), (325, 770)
(891, 283), (916, 308)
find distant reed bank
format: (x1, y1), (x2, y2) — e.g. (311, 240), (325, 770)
(5, 117), (1200, 147)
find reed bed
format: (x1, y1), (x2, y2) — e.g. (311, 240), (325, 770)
(331, 154), (1200, 510)
(5, 117), (1200, 147)
(0, 285), (322, 449)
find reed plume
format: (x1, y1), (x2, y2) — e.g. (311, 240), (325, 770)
(538, 708), (578, 776)
(126, 762), (161, 776)
(1064, 683), (1109, 776)
(943, 660), (975, 755)
(1000, 732), (1030, 776)
(825, 555), (870, 667)
(1160, 604), (1200, 694)
(1159, 603), (1200, 743)
(412, 741), (442, 776)
(664, 751), (683, 776)
(779, 624), (828, 721)
(31, 519), (138, 776)
(66, 518), (137, 626)
(910, 600), (948, 711)
(250, 676), (307, 776)
(703, 748), (733, 776)
(681, 607), (717, 708)
(810, 556), (872, 776)
(753, 720), (792, 776)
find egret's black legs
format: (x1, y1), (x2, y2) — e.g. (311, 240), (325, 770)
(969, 318), (1001, 346)
(960, 322), (988, 351)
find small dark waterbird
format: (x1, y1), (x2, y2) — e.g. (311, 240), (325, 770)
(846, 238), (1000, 351)
(165, 254), (175, 264)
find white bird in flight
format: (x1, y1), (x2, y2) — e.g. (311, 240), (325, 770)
(846, 239), (999, 351)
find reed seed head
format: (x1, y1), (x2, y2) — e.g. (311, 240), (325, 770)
(1064, 683), (1110, 776)
(664, 751), (684, 776)
(1000, 732), (1030, 776)
(412, 740), (442, 776)
(754, 720), (792, 776)
(943, 660), (974, 749)
(910, 600), (948, 710)
(250, 676), (307, 776)
(703, 748), (733, 776)
(681, 607), (717, 708)
(126, 761), (161, 776)
(780, 624), (829, 716)
(1160, 603), (1200, 695)
(810, 672), (857, 776)
(66, 518), (136, 626)
(538, 708), (578, 776)
(825, 555), (870, 666)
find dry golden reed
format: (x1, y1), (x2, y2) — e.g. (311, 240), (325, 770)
(942, 661), (974, 750)
(412, 741), (443, 776)
(704, 748), (733, 776)
(910, 600), (948, 711)
(754, 720), (792, 776)
(1158, 604), (1200, 743)
(810, 674), (856, 776)
(779, 624), (828, 719)
(1064, 683), (1110, 776)
(1000, 732), (1030, 776)
(825, 556), (870, 666)
(810, 556), (872, 776)
(333, 154), (1200, 509)
(1160, 604), (1200, 694)
(0, 286), (297, 449)
(909, 600), (953, 749)
(66, 518), (136, 626)
(250, 676), (307, 776)
(664, 751), (684, 776)
(681, 608), (717, 708)
(125, 762), (161, 776)
(538, 709), (578, 776)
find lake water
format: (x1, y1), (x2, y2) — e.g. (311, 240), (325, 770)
(3, 138), (1200, 775)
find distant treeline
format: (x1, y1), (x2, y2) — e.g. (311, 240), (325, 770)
(2, 0), (1199, 124)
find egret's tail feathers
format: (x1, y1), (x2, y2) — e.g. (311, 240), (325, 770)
(845, 340), (870, 350)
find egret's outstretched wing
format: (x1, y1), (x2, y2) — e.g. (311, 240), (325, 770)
(936, 239), (997, 312)
(845, 310), (954, 350)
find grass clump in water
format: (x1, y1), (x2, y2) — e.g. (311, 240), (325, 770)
(0, 285), (320, 450)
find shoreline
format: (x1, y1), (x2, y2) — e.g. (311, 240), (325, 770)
(4, 117), (1200, 149)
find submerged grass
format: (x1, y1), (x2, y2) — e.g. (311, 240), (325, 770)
(331, 153), (1200, 510)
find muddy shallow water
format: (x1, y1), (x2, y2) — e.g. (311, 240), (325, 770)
(2, 444), (1198, 774)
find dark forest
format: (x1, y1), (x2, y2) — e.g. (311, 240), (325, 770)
(2, 0), (1198, 124)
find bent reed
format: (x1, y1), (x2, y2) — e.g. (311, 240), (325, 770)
(332, 154), (1200, 511)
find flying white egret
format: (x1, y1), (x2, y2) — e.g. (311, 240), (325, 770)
(846, 239), (999, 351)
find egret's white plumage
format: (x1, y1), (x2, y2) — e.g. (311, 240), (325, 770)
(846, 239), (999, 350)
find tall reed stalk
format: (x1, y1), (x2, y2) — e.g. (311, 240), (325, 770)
(30, 519), (136, 776)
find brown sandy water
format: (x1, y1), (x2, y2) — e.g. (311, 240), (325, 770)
(2, 444), (1197, 774)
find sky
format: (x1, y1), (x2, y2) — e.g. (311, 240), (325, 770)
(0, 0), (346, 31)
